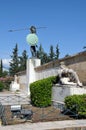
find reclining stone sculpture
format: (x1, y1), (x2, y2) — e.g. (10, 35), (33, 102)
(57, 62), (82, 87)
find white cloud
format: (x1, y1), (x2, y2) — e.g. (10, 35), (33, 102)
(2, 59), (11, 69)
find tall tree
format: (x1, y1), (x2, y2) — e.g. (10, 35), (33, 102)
(19, 50), (28, 71)
(9, 44), (19, 76)
(42, 52), (49, 64)
(83, 46), (86, 50)
(37, 44), (45, 64)
(49, 45), (55, 61)
(0, 59), (3, 77)
(55, 44), (60, 59)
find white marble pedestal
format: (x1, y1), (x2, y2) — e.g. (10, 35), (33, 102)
(26, 58), (41, 95)
(52, 84), (86, 102)
(10, 81), (20, 92)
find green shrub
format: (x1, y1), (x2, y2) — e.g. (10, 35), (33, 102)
(0, 82), (4, 91)
(65, 94), (86, 118)
(3, 80), (11, 90)
(30, 76), (56, 107)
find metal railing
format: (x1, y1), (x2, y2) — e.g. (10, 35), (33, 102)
(0, 102), (7, 125)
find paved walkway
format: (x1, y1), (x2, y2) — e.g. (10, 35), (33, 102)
(0, 120), (86, 130)
(0, 91), (30, 105)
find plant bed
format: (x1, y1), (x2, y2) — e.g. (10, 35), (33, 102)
(2, 104), (72, 125)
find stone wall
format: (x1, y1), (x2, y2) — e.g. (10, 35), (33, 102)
(17, 51), (86, 91)
(16, 71), (27, 92)
(35, 51), (86, 85)
(62, 51), (86, 85)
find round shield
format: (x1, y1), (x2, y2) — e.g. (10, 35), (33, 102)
(26, 33), (38, 45)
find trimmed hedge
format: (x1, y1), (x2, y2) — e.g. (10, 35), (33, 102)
(65, 94), (86, 118)
(30, 76), (56, 107)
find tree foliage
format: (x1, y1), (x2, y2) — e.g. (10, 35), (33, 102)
(55, 44), (60, 59)
(9, 44), (28, 75)
(9, 43), (60, 75)
(0, 59), (3, 77)
(0, 59), (8, 77)
(19, 50), (28, 71)
(37, 44), (60, 64)
(49, 45), (55, 61)
(9, 44), (19, 75)
(37, 44), (45, 64)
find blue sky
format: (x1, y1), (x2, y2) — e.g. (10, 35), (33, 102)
(0, 0), (86, 68)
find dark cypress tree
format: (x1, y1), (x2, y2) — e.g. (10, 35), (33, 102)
(9, 44), (19, 76)
(42, 52), (49, 64)
(19, 50), (28, 71)
(37, 44), (45, 64)
(0, 60), (1, 77)
(83, 46), (86, 50)
(55, 44), (60, 59)
(0, 59), (3, 77)
(49, 45), (55, 61)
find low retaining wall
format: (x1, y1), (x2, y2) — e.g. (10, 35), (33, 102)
(55, 127), (86, 130)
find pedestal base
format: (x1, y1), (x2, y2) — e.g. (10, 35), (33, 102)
(26, 58), (41, 95)
(10, 82), (20, 92)
(52, 84), (86, 102)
